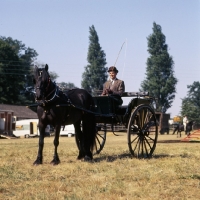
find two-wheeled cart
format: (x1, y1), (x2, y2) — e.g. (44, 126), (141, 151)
(76, 92), (158, 159)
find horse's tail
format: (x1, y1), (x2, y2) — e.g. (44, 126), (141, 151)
(82, 96), (96, 154)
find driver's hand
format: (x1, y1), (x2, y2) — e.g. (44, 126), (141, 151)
(106, 89), (113, 94)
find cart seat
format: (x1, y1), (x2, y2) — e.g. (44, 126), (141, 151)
(93, 95), (122, 115)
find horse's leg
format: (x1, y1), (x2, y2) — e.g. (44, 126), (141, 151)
(33, 124), (46, 165)
(173, 126), (177, 135)
(74, 121), (85, 160)
(50, 125), (61, 165)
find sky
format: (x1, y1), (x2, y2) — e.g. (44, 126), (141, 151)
(0, 0), (200, 118)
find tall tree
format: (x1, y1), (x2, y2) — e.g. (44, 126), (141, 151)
(140, 22), (178, 113)
(81, 25), (107, 95)
(181, 81), (200, 123)
(0, 36), (38, 104)
(57, 82), (77, 91)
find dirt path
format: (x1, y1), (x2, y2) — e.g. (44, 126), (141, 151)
(157, 130), (200, 143)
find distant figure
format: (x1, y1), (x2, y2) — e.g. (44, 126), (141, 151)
(185, 120), (195, 136)
(101, 66), (125, 96)
(45, 125), (50, 137)
(183, 115), (188, 135)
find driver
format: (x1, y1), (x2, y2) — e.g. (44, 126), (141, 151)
(101, 66), (125, 96)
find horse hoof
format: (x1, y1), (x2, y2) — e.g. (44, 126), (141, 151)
(33, 160), (42, 165)
(77, 151), (85, 160)
(77, 155), (84, 160)
(50, 161), (60, 165)
(84, 155), (93, 162)
(50, 160), (60, 165)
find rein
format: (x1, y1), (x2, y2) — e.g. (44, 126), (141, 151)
(44, 86), (59, 103)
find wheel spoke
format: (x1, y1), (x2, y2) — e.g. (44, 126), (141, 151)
(145, 134), (156, 142)
(95, 135), (101, 146)
(130, 134), (139, 144)
(93, 125), (106, 155)
(144, 136), (153, 150)
(97, 133), (105, 140)
(137, 137), (141, 157)
(132, 136), (140, 152)
(143, 139), (150, 158)
(141, 137), (144, 157)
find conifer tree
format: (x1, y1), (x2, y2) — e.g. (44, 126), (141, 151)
(181, 81), (200, 123)
(81, 25), (107, 95)
(140, 22), (178, 113)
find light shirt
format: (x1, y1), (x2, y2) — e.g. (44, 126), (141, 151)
(110, 78), (116, 85)
(183, 117), (188, 124)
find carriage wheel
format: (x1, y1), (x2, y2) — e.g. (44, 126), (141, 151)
(127, 104), (158, 158)
(75, 123), (106, 155)
(93, 123), (107, 155)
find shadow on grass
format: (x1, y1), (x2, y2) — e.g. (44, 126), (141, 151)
(93, 153), (132, 162)
(93, 151), (191, 162)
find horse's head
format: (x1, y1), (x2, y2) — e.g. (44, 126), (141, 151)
(33, 64), (50, 101)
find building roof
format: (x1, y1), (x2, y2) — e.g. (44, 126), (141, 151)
(0, 104), (37, 119)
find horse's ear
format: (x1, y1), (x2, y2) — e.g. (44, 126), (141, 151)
(45, 64), (48, 72)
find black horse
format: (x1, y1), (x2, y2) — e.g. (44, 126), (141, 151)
(32, 64), (96, 165)
(172, 120), (195, 137)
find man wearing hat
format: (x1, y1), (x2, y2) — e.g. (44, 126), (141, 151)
(101, 66), (125, 96)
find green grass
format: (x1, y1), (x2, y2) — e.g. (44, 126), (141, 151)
(0, 132), (200, 200)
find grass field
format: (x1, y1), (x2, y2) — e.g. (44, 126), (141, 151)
(0, 131), (200, 200)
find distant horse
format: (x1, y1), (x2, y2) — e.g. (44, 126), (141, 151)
(172, 124), (184, 137)
(32, 64), (96, 165)
(172, 121), (195, 137)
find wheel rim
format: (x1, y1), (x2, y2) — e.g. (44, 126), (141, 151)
(94, 124), (106, 155)
(127, 105), (158, 158)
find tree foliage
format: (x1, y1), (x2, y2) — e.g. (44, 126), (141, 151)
(81, 25), (107, 95)
(57, 82), (77, 91)
(140, 22), (178, 113)
(181, 81), (200, 123)
(0, 36), (38, 104)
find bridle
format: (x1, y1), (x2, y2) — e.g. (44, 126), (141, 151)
(35, 70), (59, 105)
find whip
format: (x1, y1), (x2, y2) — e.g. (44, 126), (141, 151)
(114, 41), (126, 66)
